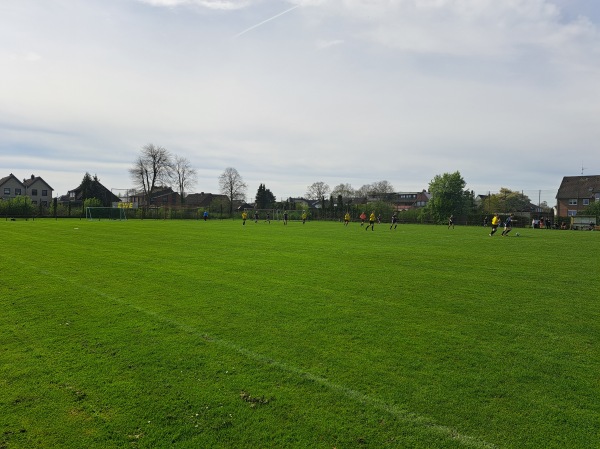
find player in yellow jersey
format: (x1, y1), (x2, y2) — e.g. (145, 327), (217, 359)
(344, 212), (350, 226)
(489, 213), (500, 236)
(302, 211), (307, 224)
(366, 211), (376, 231)
(241, 211), (248, 225)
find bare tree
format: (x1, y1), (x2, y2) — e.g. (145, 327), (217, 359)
(305, 181), (330, 200)
(370, 180), (395, 198)
(129, 144), (173, 207)
(356, 181), (395, 199)
(218, 167), (247, 214)
(331, 183), (355, 198)
(173, 155), (198, 205)
(356, 184), (372, 198)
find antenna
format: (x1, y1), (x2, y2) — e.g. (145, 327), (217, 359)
(581, 162), (587, 175)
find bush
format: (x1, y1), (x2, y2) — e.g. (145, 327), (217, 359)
(0, 196), (35, 218)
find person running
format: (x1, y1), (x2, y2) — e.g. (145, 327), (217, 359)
(501, 213), (514, 236)
(344, 212), (350, 226)
(489, 213), (500, 236)
(359, 212), (367, 226)
(283, 211), (288, 225)
(302, 211), (307, 224)
(390, 212), (398, 230)
(377, 214), (382, 224)
(241, 211), (248, 225)
(366, 211), (376, 231)
(448, 214), (455, 229)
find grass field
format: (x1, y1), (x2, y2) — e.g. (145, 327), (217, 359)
(1, 218), (599, 448)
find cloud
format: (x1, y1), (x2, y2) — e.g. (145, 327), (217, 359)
(2, 0), (600, 202)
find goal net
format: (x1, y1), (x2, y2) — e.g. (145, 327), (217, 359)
(244, 208), (279, 221)
(86, 207), (127, 221)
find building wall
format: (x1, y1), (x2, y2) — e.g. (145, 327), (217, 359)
(26, 180), (53, 206)
(1, 177), (26, 201)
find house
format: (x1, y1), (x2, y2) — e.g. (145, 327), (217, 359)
(128, 187), (181, 208)
(60, 178), (120, 207)
(391, 190), (431, 211)
(0, 174), (26, 201)
(555, 175), (600, 217)
(185, 192), (230, 209)
(22, 175), (53, 207)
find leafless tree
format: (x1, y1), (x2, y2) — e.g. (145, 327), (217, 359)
(173, 155), (198, 205)
(305, 181), (330, 200)
(370, 180), (395, 198)
(356, 181), (395, 199)
(129, 144), (173, 207)
(218, 167), (247, 214)
(331, 183), (355, 198)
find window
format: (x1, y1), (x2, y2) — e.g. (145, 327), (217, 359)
(32, 189), (38, 196)
(567, 210), (577, 216)
(568, 198), (578, 205)
(42, 190), (48, 196)
(32, 200), (38, 205)
(583, 199), (590, 206)
(3, 188), (9, 195)
(15, 188), (22, 195)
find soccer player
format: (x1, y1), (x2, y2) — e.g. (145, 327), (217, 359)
(489, 213), (500, 236)
(390, 213), (398, 230)
(254, 211), (259, 223)
(241, 211), (248, 225)
(283, 211), (288, 225)
(265, 212), (270, 224)
(302, 211), (307, 224)
(448, 214), (454, 229)
(344, 212), (350, 226)
(359, 212), (366, 226)
(203, 210), (208, 221)
(501, 213), (514, 236)
(366, 211), (376, 231)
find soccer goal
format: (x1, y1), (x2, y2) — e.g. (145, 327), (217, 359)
(86, 207), (127, 221)
(244, 208), (280, 221)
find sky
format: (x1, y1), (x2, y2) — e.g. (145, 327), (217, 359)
(2, 0), (600, 205)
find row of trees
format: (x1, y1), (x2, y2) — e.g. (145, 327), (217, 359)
(304, 180), (395, 200)
(129, 144), (198, 207)
(126, 145), (554, 223)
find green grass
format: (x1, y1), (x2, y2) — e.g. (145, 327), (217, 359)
(1, 218), (599, 448)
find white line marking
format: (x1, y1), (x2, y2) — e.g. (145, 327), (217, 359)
(30, 264), (498, 449)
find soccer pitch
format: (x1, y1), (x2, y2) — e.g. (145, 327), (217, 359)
(1, 218), (599, 448)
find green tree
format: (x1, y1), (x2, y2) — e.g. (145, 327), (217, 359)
(582, 200), (600, 219)
(424, 171), (468, 223)
(255, 184), (276, 209)
(0, 196), (35, 217)
(488, 188), (532, 213)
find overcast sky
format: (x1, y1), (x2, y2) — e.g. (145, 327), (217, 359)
(2, 0), (599, 204)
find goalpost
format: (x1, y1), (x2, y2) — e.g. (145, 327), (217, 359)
(244, 208), (280, 221)
(86, 207), (127, 221)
